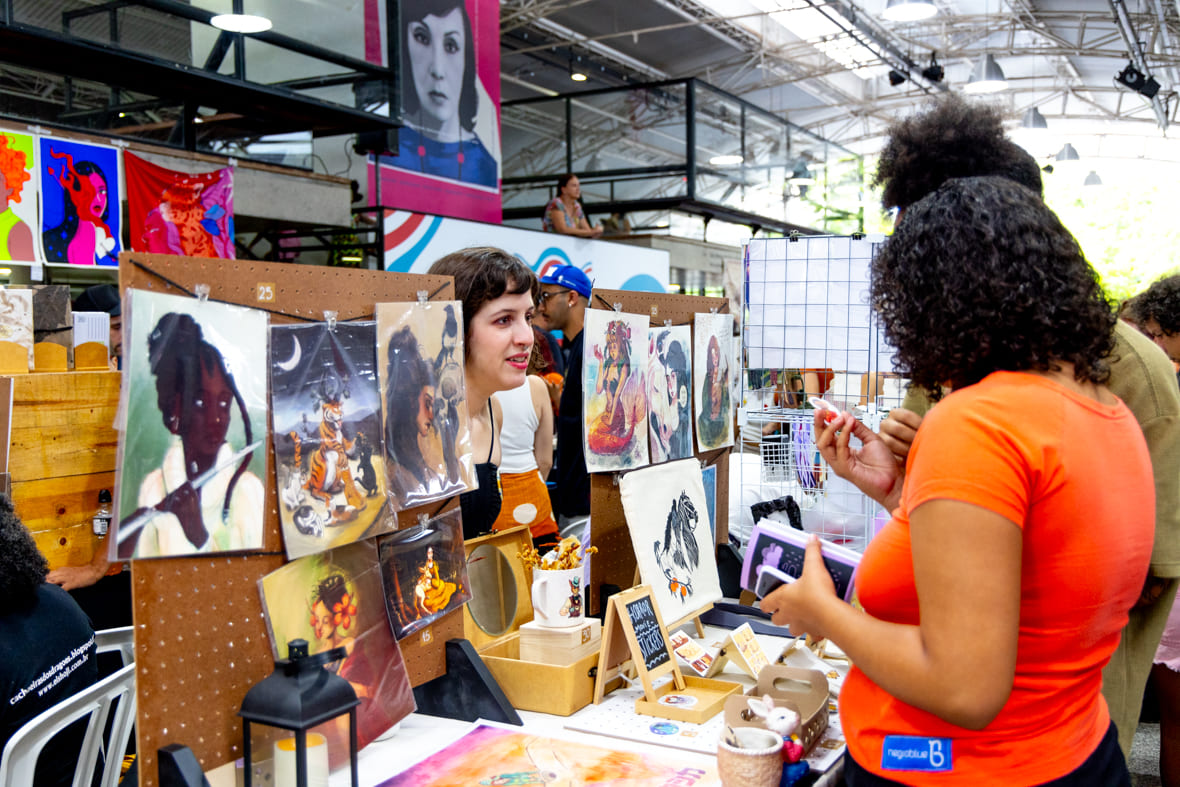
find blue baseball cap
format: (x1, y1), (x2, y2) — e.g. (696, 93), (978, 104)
(539, 265), (593, 299)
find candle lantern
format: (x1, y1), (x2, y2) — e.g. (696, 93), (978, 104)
(239, 639), (359, 787)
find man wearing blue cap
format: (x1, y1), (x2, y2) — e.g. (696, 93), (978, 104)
(536, 264), (592, 529)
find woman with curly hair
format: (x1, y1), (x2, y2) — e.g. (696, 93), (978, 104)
(0, 495), (98, 787)
(761, 177), (1154, 786)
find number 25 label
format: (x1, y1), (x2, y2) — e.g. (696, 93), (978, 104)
(256, 282), (276, 303)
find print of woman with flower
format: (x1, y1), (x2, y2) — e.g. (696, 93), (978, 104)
(588, 319), (640, 455)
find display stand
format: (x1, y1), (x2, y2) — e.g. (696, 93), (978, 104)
(586, 289), (730, 616)
(120, 252), (458, 786)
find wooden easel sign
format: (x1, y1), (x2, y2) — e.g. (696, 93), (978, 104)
(594, 585), (683, 704)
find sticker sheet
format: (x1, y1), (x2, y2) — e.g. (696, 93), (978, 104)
(113, 289), (267, 559)
(647, 325), (693, 464)
(270, 322), (393, 559)
(583, 309), (650, 472)
(258, 539), (416, 766)
(377, 508), (470, 640)
(693, 312), (735, 450)
(619, 458), (722, 624)
(376, 301), (475, 509)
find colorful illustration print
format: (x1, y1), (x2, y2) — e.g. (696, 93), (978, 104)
(271, 322), (394, 559)
(374, 724), (719, 786)
(38, 137), (120, 266)
(693, 313), (735, 450)
(125, 152), (234, 258)
(377, 509), (470, 639)
(583, 309), (650, 472)
(0, 129), (40, 262)
(647, 325), (693, 464)
(114, 290), (267, 559)
(377, 301), (476, 509)
(259, 540), (416, 766)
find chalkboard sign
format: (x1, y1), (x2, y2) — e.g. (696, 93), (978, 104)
(627, 596), (670, 672)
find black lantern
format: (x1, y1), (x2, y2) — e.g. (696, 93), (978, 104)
(239, 639), (360, 787)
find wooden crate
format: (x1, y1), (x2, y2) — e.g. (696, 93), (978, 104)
(5, 371), (120, 569)
(480, 634), (610, 717)
(519, 619), (602, 665)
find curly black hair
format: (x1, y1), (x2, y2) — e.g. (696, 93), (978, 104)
(872, 176), (1115, 396)
(0, 494), (49, 608)
(1134, 274), (1180, 335)
(873, 94), (1043, 211)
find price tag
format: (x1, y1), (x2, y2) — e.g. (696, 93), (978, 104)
(256, 282), (276, 303)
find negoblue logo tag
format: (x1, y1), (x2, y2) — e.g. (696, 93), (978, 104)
(881, 735), (953, 772)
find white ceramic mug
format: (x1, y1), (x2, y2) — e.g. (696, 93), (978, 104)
(531, 567), (584, 628)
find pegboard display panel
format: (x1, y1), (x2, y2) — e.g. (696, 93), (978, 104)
(586, 289), (731, 616)
(121, 253), (456, 785)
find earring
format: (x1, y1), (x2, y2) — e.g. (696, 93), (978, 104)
(168, 415), (179, 430)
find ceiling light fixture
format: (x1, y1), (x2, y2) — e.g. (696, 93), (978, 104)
(963, 53), (1008, 94)
(1083, 170), (1103, 186)
(1055, 142), (1081, 161)
(709, 155), (744, 166)
(570, 70), (587, 82)
(920, 51), (944, 82)
(882, 0), (938, 21)
(1021, 106), (1048, 130)
(888, 69), (908, 86)
(210, 13), (272, 33)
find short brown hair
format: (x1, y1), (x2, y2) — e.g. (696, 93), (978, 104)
(427, 247), (539, 344)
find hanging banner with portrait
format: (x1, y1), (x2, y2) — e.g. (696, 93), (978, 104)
(113, 289), (268, 559)
(370, 0), (502, 223)
(124, 152), (234, 258)
(271, 322), (394, 559)
(38, 136), (121, 266)
(376, 300), (476, 510)
(0, 129), (42, 263)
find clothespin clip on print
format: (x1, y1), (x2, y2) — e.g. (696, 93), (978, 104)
(664, 319), (673, 327)
(194, 284), (210, 303)
(324, 310), (337, 333)
(416, 290), (430, 309)
(613, 302), (622, 313)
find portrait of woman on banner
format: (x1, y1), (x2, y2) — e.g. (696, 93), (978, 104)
(393, 0), (499, 189)
(38, 138), (120, 266)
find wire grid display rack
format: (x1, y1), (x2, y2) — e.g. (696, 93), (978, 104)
(736, 234), (906, 553)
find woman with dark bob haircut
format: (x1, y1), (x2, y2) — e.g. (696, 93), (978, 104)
(761, 177), (1154, 786)
(428, 247), (538, 537)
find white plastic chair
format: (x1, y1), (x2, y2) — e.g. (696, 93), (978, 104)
(0, 626), (136, 787)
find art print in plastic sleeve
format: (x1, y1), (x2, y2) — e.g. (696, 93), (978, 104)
(258, 539), (416, 767)
(271, 322), (394, 559)
(647, 325), (693, 464)
(377, 508), (470, 640)
(583, 309), (650, 473)
(113, 289), (267, 559)
(0, 288), (33, 367)
(376, 301), (475, 509)
(619, 458), (723, 623)
(693, 312), (735, 450)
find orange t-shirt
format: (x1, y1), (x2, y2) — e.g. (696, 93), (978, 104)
(841, 372), (1154, 785)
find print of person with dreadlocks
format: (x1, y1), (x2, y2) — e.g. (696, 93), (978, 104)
(120, 311), (264, 557)
(655, 491), (701, 601)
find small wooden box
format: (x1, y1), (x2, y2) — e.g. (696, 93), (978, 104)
(519, 618), (602, 665)
(634, 675), (743, 724)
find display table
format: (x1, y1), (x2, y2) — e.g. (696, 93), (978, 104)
(207, 622), (846, 786)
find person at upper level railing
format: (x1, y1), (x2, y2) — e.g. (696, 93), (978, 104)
(542, 174), (603, 239)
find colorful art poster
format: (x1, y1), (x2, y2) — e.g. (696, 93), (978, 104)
(693, 313), (735, 450)
(0, 288), (32, 368)
(113, 290), (267, 559)
(583, 309), (650, 473)
(0, 129), (40, 262)
(377, 508), (469, 639)
(370, 0), (502, 223)
(258, 539), (416, 766)
(701, 463), (717, 539)
(376, 300), (475, 509)
(375, 723), (720, 786)
(619, 458), (723, 624)
(38, 136), (121, 266)
(124, 152), (234, 258)
(271, 322), (394, 559)
(647, 325), (693, 464)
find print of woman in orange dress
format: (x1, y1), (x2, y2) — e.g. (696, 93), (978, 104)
(587, 319), (637, 454)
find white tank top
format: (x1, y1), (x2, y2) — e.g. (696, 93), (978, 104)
(493, 379), (540, 474)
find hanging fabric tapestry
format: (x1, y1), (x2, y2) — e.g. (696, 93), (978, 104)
(583, 308), (650, 472)
(377, 508), (470, 639)
(113, 289), (267, 559)
(0, 129), (40, 262)
(124, 152), (234, 258)
(376, 300), (475, 509)
(647, 324), (693, 464)
(693, 312), (735, 450)
(38, 136), (121, 266)
(619, 458), (722, 624)
(258, 539), (416, 767)
(271, 322), (394, 559)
